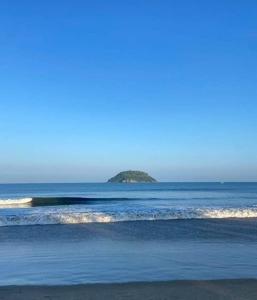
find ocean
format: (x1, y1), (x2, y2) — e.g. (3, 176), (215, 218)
(1, 182), (257, 285)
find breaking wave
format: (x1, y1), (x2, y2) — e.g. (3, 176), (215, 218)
(0, 197), (141, 208)
(1, 207), (257, 227)
(0, 198), (32, 206)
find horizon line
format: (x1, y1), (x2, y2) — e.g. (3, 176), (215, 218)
(0, 181), (257, 185)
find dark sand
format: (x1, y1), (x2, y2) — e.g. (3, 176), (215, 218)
(1, 279), (257, 300)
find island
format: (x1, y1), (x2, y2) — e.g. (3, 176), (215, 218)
(107, 170), (157, 183)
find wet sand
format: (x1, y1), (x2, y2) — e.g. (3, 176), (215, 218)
(1, 279), (257, 300)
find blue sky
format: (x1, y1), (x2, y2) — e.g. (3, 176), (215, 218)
(0, 0), (257, 182)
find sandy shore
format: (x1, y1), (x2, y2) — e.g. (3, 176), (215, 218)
(1, 279), (257, 300)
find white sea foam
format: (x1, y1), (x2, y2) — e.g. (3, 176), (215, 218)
(0, 198), (32, 206)
(1, 207), (257, 226)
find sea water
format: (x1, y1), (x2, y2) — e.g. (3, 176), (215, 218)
(0, 182), (257, 285)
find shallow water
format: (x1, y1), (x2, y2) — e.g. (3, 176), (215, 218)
(1, 219), (257, 285)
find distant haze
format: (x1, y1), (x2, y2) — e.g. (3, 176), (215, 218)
(0, 1), (257, 183)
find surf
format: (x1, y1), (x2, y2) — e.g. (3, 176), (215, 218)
(0, 197), (140, 208)
(1, 207), (257, 227)
(0, 198), (33, 206)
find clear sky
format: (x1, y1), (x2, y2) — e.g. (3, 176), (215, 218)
(0, 0), (257, 183)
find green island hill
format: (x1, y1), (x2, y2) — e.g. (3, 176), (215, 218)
(107, 170), (157, 183)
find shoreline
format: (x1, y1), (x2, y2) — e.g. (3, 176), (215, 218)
(1, 279), (257, 300)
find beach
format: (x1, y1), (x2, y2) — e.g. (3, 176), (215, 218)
(1, 279), (257, 300)
(2, 0), (256, 297)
